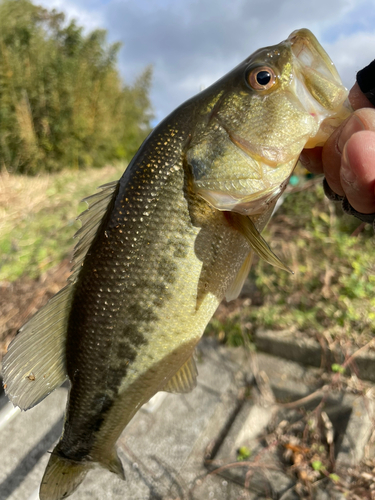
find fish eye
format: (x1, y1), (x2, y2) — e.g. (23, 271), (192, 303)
(247, 66), (277, 90)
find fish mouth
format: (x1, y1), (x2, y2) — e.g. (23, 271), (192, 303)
(288, 29), (342, 86)
(287, 28), (351, 147)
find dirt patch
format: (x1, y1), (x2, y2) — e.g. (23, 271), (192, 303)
(0, 258), (72, 360)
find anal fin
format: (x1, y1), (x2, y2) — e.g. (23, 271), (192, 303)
(162, 356), (198, 394)
(100, 447), (125, 480)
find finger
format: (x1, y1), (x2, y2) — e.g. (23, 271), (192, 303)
(341, 107), (375, 135)
(321, 123), (348, 196)
(322, 108), (375, 196)
(349, 83), (375, 110)
(300, 78), (375, 176)
(340, 130), (375, 214)
(299, 147), (323, 174)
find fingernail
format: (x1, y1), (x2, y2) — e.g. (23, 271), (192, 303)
(357, 60), (375, 105)
(340, 144), (356, 184)
(337, 115), (365, 153)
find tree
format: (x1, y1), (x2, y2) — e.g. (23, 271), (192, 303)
(0, 0), (153, 173)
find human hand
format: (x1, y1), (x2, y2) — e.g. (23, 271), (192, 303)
(300, 61), (375, 217)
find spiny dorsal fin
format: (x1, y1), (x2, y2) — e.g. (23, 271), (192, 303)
(228, 213), (292, 273)
(163, 356), (198, 394)
(2, 180), (119, 410)
(71, 180), (118, 279)
(225, 251), (254, 302)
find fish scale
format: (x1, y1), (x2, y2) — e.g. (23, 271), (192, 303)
(2, 29), (352, 500)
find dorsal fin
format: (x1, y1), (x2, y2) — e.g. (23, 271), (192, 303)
(2, 180), (119, 410)
(71, 181), (118, 278)
(2, 285), (72, 410)
(162, 356), (198, 394)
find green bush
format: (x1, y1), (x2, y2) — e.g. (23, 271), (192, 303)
(0, 0), (153, 174)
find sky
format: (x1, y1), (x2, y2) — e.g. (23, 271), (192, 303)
(36, 0), (375, 123)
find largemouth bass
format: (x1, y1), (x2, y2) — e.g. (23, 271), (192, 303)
(2, 29), (350, 499)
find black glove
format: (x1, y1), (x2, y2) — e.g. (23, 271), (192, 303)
(323, 178), (375, 225)
(357, 59), (375, 106)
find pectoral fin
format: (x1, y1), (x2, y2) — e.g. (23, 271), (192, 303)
(227, 213), (292, 273)
(225, 251), (254, 302)
(162, 356), (198, 393)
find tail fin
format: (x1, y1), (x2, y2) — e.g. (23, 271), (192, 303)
(39, 451), (91, 500)
(39, 446), (125, 499)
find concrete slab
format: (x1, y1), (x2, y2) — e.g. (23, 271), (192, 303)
(0, 339), (248, 500)
(255, 329), (324, 369)
(255, 329), (375, 383)
(203, 352), (375, 499)
(0, 387), (66, 500)
(0, 338), (374, 500)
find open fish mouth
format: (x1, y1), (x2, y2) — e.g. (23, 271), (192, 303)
(288, 29), (342, 86)
(288, 28), (351, 148)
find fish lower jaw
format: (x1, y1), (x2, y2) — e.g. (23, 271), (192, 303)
(303, 104), (353, 148)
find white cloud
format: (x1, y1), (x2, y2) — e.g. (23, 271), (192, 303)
(35, 0), (375, 121)
(326, 31), (375, 89)
(36, 0), (102, 32)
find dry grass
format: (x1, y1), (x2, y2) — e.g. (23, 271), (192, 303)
(0, 170), (51, 232)
(0, 163), (125, 282)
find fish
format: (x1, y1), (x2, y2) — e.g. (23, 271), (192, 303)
(2, 29), (351, 500)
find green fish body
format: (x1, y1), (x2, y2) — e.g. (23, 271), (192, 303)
(2, 29), (351, 500)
